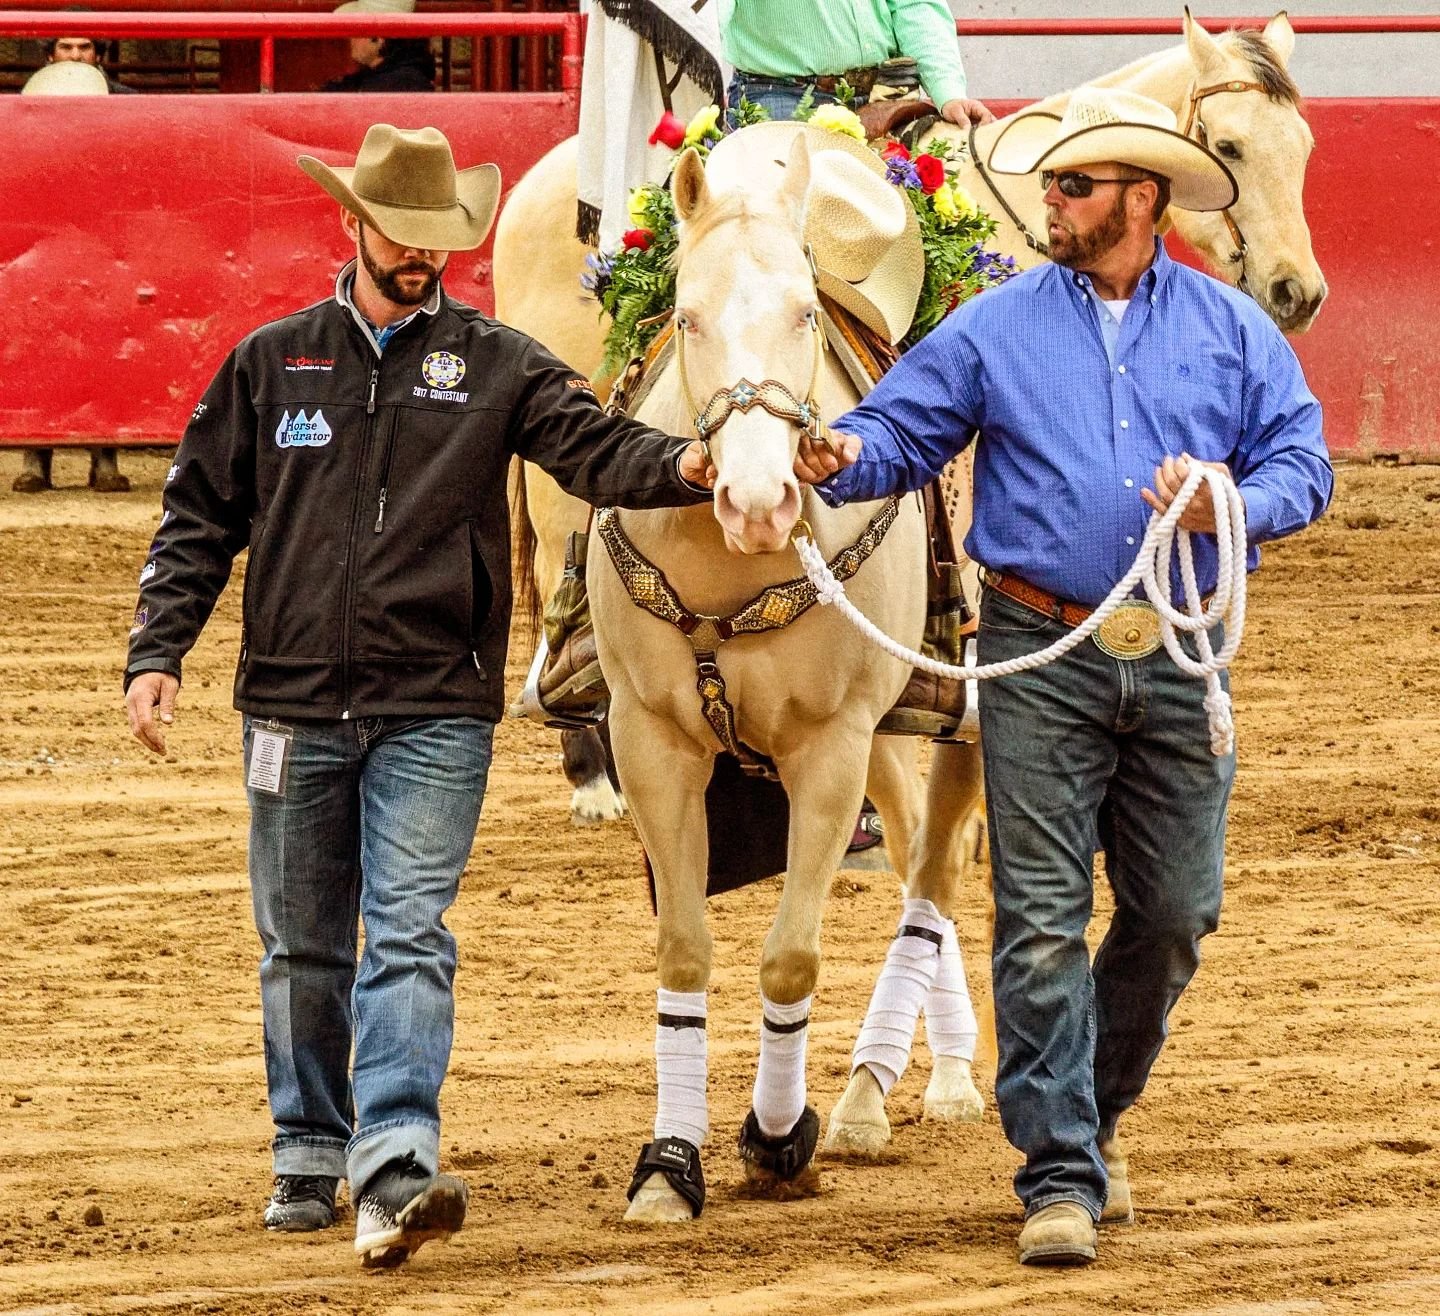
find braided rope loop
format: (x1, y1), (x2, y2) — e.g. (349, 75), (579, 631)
(794, 464), (1247, 756)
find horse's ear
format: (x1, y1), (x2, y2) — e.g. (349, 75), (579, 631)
(672, 148), (710, 222)
(1264, 12), (1296, 67)
(779, 134), (812, 234)
(1183, 7), (1227, 82)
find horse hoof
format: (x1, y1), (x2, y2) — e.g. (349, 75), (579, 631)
(570, 778), (626, 825)
(737, 1106), (819, 1185)
(11, 474), (49, 494)
(622, 1174), (697, 1224)
(91, 473), (131, 494)
(923, 1056), (985, 1122)
(823, 1066), (891, 1155)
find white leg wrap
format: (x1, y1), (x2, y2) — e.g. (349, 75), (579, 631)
(752, 993), (811, 1137)
(653, 988), (708, 1148)
(851, 897), (946, 1096)
(924, 918), (978, 1062)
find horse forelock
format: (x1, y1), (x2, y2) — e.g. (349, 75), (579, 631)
(1225, 28), (1304, 112)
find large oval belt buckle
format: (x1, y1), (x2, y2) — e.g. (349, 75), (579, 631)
(1093, 601), (1162, 660)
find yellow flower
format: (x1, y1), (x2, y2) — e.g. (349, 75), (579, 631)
(683, 104), (722, 148)
(627, 187), (651, 229)
(807, 104), (866, 140)
(932, 182), (978, 227)
(950, 184), (979, 217)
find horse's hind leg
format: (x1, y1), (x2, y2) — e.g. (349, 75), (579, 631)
(563, 722), (626, 824)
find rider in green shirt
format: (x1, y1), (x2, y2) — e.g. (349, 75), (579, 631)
(722, 0), (993, 125)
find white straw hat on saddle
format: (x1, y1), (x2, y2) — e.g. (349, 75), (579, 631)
(707, 121), (923, 344)
(22, 61), (109, 96)
(298, 124), (501, 251)
(987, 87), (1237, 212)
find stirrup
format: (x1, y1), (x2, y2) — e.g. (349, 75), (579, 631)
(737, 1106), (820, 1181)
(515, 636), (607, 731)
(626, 1136), (706, 1217)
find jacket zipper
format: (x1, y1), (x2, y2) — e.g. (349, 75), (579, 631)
(340, 365), (381, 717)
(373, 412), (398, 534)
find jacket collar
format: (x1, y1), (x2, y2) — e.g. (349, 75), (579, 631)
(333, 259), (442, 358)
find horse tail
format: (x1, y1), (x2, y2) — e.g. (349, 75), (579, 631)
(509, 457), (542, 644)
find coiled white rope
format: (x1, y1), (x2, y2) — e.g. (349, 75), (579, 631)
(794, 462), (1247, 756)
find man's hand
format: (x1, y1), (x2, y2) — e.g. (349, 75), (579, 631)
(1140, 454), (1240, 534)
(678, 439), (716, 489)
(126, 671), (180, 755)
(941, 97), (995, 127)
(794, 427), (862, 485)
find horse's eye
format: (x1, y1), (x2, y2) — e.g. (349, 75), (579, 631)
(1215, 140), (1243, 161)
(677, 312), (696, 332)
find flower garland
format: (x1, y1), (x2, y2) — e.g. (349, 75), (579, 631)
(585, 102), (1017, 375)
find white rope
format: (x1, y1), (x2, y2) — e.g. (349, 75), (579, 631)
(794, 463), (1247, 756)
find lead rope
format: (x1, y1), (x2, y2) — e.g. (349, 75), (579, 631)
(792, 463), (1247, 756)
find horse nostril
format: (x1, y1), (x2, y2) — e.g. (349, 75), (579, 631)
(1269, 277), (1301, 315)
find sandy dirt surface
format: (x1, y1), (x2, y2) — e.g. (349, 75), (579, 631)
(1, 449), (1439, 1316)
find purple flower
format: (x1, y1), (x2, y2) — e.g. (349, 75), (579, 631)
(885, 156), (922, 190)
(580, 250), (614, 294)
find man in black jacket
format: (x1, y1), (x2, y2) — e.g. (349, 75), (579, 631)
(323, 0), (434, 93)
(122, 123), (718, 1269)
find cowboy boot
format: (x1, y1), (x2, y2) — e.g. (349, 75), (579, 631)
(12, 448), (52, 493)
(89, 447), (131, 493)
(877, 667), (970, 740)
(536, 623), (607, 715)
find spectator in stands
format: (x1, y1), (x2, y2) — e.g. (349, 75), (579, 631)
(42, 13), (137, 95)
(323, 0), (435, 93)
(13, 36), (131, 495)
(722, 0), (993, 126)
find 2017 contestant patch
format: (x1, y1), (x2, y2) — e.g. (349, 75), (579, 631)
(421, 351), (466, 391)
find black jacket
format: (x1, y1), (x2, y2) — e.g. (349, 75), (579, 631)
(124, 273), (706, 722)
(321, 43), (435, 93)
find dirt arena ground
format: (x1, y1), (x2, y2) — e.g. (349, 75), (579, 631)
(1, 450), (1438, 1315)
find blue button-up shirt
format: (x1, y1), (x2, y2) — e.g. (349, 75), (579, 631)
(819, 240), (1333, 606)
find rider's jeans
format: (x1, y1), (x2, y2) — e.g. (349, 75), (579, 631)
(243, 714), (494, 1191)
(976, 588), (1234, 1219)
(727, 72), (855, 125)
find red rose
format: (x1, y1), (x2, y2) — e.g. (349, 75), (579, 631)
(648, 112), (686, 150)
(622, 228), (654, 251)
(880, 141), (911, 161)
(914, 154), (946, 194)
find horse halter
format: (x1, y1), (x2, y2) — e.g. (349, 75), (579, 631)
(674, 244), (829, 460)
(1180, 78), (1267, 294)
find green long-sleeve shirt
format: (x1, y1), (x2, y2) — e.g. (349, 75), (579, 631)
(720, 0), (969, 107)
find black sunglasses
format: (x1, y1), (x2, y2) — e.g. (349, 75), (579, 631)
(1041, 170), (1145, 199)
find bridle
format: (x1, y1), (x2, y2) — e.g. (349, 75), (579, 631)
(673, 243), (830, 461)
(1180, 78), (1268, 295)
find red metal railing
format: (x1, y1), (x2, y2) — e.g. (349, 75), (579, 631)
(0, 10), (584, 92)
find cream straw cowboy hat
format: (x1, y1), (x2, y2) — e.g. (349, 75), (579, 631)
(22, 61), (109, 96)
(987, 87), (1237, 213)
(298, 124), (501, 251)
(332, 0), (416, 14)
(709, 121), (924, 344)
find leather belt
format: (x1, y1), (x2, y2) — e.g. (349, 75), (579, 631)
(985, 570), (1092, 627)
(740, 66), (883, 97)
(984, 570), (1168, 662)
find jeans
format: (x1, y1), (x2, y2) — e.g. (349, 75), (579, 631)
(727, 71), (860, 125)
(243, 713), (494, 1193)
(976, 588), (1234, 1220)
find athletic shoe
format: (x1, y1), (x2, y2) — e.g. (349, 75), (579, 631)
(263, 1174), (339, 1232)
(353, 1154), (468, 1269)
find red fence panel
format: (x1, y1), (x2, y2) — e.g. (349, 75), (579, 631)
(0, 93), (576, 444)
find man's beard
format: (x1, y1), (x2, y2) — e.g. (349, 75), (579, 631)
(1048, 192), (1130, 269)
(359, 230), (441, 306)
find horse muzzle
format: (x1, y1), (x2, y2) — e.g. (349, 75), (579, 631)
(714, 476), (802, 555)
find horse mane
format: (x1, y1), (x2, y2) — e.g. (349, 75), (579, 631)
(1227, 28), (1303, 108)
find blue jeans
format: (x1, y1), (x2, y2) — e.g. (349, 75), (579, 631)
(243, 714), (494, 1192)
(726, 71), (860, 125)
(976, 589), (1234, 1220)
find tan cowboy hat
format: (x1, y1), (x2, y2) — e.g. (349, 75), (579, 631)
(707, 121), (923, 344)
(987, 87), (1237, 212)
(22, 61), (109, 96)
(298, 124), (500, 251)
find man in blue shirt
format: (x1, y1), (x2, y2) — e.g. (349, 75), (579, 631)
(802, 88), (1332, 1266)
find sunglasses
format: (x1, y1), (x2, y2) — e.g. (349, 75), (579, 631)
(1041, 170), (1145, 199)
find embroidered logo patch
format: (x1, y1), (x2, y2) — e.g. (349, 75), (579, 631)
(129, 605), (149, 637)
(166, 463), (178, 483)
(191, 401), (207, 423)
(139, 561), (156, 585)
(421, 351), (465, 390)
(274, 409), (333, 448)
(284, 355), (335, 373)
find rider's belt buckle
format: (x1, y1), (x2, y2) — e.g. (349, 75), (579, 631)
(1093, 601), (1162, 660)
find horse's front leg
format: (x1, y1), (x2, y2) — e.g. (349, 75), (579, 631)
(825, 739), (986, 1153)
(608, 704), (714, 1224)
(738, 731), (869, 1190)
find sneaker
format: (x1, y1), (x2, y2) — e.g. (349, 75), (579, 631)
(263, 1174), (339, 1232)
(353, 1154), (468, 1269)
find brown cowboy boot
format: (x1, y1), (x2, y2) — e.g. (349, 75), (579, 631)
(536, 623), (607, 715)
(12, 448), (52, 493)
(877, 667), (971, 740)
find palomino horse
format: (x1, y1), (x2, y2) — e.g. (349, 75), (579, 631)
(493, 8), (1325, 1161)
(495, 9), (1322, 819)
(587, 122), (979, 1220)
